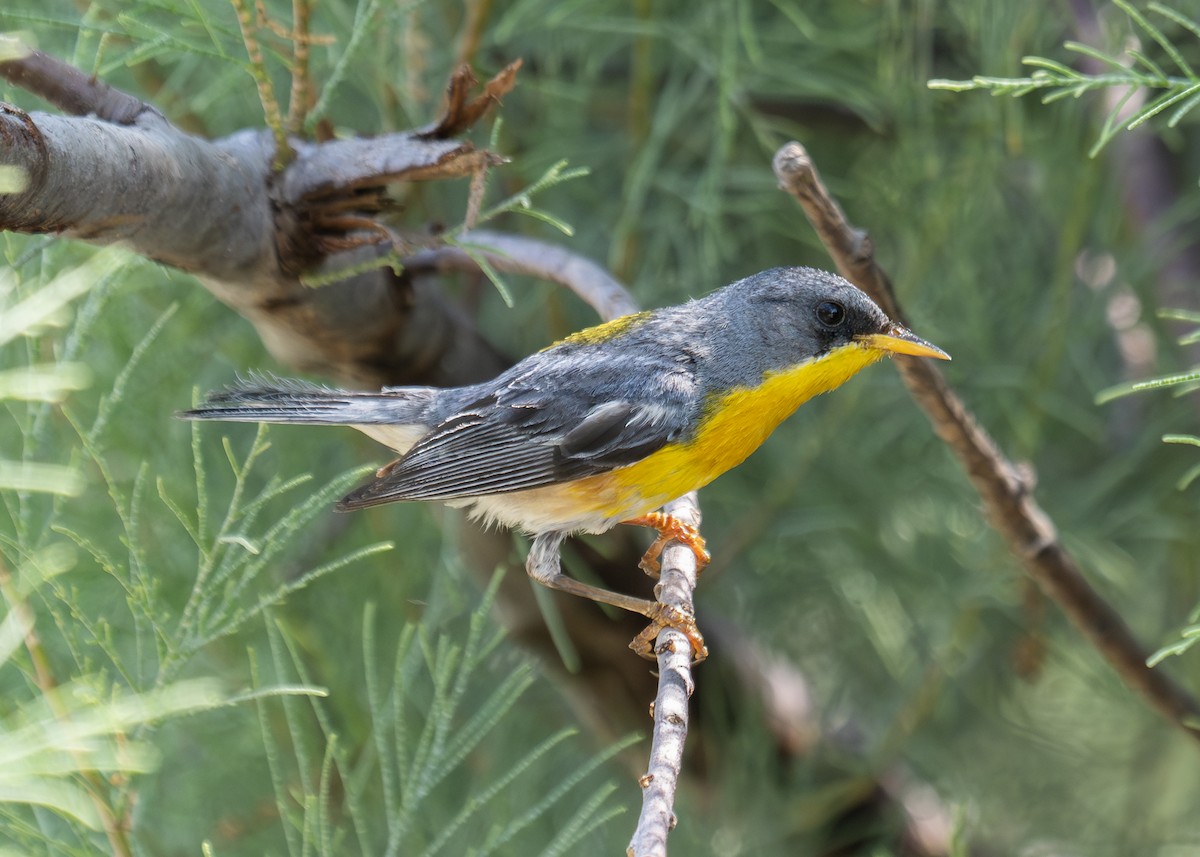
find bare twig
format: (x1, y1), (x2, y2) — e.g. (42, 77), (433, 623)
(402, 229), (640, 319)
(627, 494), (701, 857)
(0, 43), (156, 125)
(773, 140), (1200, 744)
(418, 59), (523, 141)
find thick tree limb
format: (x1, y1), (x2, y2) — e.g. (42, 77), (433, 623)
(773, 140), (1200, 744)
(0, 109), (272, 276)
(0, 96), (506, 387)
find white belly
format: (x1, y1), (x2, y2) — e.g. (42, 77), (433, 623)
(352, 423), (428, 453)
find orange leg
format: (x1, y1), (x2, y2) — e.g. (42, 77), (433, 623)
(526, 530), (707, 663)
(621, 512), (711, 578)
(619, 512), (709, 662)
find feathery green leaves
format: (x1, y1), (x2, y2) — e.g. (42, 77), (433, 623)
(930, 1), (1200, 155)
(247, 576), (632, 856)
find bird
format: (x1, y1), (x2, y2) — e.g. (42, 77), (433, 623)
(182, 266), (949, 662)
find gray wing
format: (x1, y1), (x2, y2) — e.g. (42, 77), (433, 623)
(337, 344), (699, 509)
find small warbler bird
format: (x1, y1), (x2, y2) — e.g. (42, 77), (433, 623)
(183, 267), (948, 661)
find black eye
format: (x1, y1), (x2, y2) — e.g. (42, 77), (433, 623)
(815, 300), (846, 328)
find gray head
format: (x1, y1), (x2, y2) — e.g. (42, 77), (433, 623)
(709, 267), (948, 375)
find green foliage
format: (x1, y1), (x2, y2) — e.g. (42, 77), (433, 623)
(0, 246), (339, 849)
(1098, 308), (1200, 665)
(930, 0), (1200, 156)
(235, 580), (631, 857)
(4, 1), (1200, 856)
(0, 249), (228, 839)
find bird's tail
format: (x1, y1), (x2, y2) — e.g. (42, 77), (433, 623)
(179, 374), (438, 433)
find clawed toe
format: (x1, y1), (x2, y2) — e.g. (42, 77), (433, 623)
(624, 512), (710, 579)
(629, 603), (708, 664)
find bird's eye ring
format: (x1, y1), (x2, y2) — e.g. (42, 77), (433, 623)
(815, 300), (846, 328)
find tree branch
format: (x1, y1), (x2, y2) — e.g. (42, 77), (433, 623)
(627, 494), (700, 857)
(0, 41), (156, 124)
(773, 140), (1200, 744)
(403, 229), (640, 320)
(0, 64), (508, 387)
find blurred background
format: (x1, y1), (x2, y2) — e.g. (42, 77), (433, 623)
(2, 1), (1199, 854)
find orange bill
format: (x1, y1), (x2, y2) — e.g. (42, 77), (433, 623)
(855, 325), (950, 360)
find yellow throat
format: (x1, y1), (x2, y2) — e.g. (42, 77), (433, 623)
(577, 341), (887, 516)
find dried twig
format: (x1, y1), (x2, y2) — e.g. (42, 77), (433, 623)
(285, 0), (314, 136)
(418, 59), (523, 140)
(0, 43), (156, 124)
(773, 140), (1200, 744)
(627, 494), (700, 857)
(402, 229), (640, 320)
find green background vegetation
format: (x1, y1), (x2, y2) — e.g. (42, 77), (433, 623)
(3, 0), (1199, 854)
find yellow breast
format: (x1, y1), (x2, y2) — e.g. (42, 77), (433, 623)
(565, 342), (885, 520)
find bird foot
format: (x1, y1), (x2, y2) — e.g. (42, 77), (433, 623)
(621, 512), (710, 578)
(629, 601), (708, 664)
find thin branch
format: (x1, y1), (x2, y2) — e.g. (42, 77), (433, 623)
(285, 0), (314, 136)
(0, 43), (157, 125)
(772, 140), (1200, 744)
(402, 229), (640, 319)
(231, 0), (292, 168)
(627, 494), (700, 857)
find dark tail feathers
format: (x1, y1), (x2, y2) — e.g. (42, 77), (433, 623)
(179, 374), (438, 427)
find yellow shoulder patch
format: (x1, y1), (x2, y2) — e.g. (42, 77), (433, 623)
(547, 310), (652, 349)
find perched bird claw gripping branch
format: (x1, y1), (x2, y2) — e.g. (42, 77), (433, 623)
(183, 266), (948, 659)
